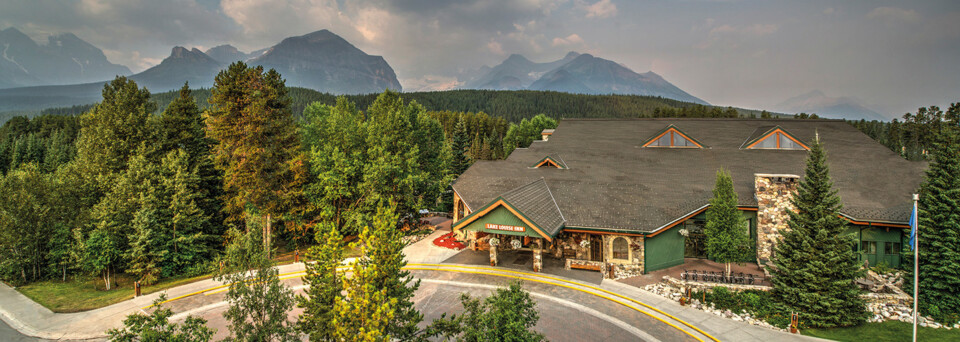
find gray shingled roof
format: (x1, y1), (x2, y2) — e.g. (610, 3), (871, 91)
(500, 178), (566, 237)
(452, 118), (928, 233)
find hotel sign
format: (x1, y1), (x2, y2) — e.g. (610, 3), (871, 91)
(485, 223), (526, 233)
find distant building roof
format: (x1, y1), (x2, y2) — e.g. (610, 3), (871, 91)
(453, 118), (927, 233)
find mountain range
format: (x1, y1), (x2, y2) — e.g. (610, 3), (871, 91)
(775, 90), (887, 121)
(0, 28), (131, 89)
(460, 52), (708, 105)
(0, 29), (403, 111)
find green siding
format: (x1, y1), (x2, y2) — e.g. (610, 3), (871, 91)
(858, 227), (905, 268)
(645, 228), (686, 273)
(461, 206), (542, 238)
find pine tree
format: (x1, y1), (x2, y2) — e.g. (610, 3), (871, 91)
(363, 203), (422, 340)
(206, 62), (307, 241)
(905, 128), (960, 323)
(126, 203), (166, 285)
(333, 231), (395, 341)
(771, 138), (867, 328)
(331, 203), (420, 341)
(451, 118), (470, 175)
(704, 168), (751, 278)
(158, 83), (224, 236)
(160, 149), (213, 276)
(297, 222), (344, 341)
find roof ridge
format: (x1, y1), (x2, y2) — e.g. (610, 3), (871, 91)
(541, 177), (566, 223)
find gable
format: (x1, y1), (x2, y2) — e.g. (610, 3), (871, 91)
(642, 125), (704, 148)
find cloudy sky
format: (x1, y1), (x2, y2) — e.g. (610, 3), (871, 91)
(1, 0), (958, 118)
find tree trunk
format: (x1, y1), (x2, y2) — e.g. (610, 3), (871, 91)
(62, 265), (66, 282)
(265, 214), (272, 259)
(725, 262), (731, 281)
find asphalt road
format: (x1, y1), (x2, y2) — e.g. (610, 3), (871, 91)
(0, 318), (47, 342)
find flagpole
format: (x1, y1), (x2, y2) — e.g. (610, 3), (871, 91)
(912, 193), (919, 342)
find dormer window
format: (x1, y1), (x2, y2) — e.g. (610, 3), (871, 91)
(743, 126), (808, 150)
(642, 125), (704, 148)
(533, 155), (566, 169)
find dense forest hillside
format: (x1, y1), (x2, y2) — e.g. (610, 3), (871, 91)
(5, 88), (781, 124)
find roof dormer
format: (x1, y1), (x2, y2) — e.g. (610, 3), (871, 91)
(741, 126), (808, 150)
(532, 155), (567, 169)
(642, 124), (704, 148)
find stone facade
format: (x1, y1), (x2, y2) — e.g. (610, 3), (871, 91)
(755, 174), (799, 264)
(603, 234), (645, 279)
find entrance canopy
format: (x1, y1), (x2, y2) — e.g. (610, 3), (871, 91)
(453, 179), (566, 241)
(459, 206), (545, 238)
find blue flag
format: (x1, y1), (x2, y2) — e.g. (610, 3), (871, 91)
(909, 204), (918, 251)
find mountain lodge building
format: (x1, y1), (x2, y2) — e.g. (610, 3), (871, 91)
(450, 118), (926, 279)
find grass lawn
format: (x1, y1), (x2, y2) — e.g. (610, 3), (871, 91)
(15, 228), (421, 313)
(17, 237), (369, 313)
(17, 273), (213, 313)
(803, 320), (960, 342)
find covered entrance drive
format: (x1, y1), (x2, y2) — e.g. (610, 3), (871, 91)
(452, 179), (566, 272)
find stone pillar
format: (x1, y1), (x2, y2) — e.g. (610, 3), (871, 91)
(490, 245), (498, 266)
(755, 174), (800, 265)
(533, 239), (543, 272)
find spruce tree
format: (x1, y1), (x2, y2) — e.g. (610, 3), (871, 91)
(331, 203), (421, 341)
(771, 138), (867, 328)
(206, 62), (307, 237)
(363, 203), (422, 340)
(158, 83), (224, 235)
(451, 118), (470, 175)
(704, 168), (751, 278)
(905, 128), (960, 323)
(297, 222), (344, 341)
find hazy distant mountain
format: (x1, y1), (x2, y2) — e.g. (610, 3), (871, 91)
(204, 44), (250, 64)
(465, 52), (580, 90)
(130, 46), (223, 91)
(0, 27), (130, 89)
(776, 90), (887, 121)
(527, 53), (708, 105)
(249, 29), (401, 94)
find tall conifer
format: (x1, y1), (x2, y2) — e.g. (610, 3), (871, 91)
(297, 222), (344, 341)
(206, 63), (307, 244)
(771, 138), (867, 327)
(905, 128), (960, 323)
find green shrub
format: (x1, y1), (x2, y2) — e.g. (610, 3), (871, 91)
(692, 287), (792, 329)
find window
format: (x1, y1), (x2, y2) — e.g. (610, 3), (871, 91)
(861, 241), (877, 254)
(885, 242), (901, 255)
(643, 125), (703, 148)
(746, 128), (808, 150)
(533, 156), (566, 169)
(612, 237), (629, 260)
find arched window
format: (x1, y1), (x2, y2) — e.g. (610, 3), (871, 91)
(612, 237), (629, 260)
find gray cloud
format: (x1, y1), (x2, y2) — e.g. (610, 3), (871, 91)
(0, 0), (957, 118)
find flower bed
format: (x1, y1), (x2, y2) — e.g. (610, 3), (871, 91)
(433, 232), (465, 250)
